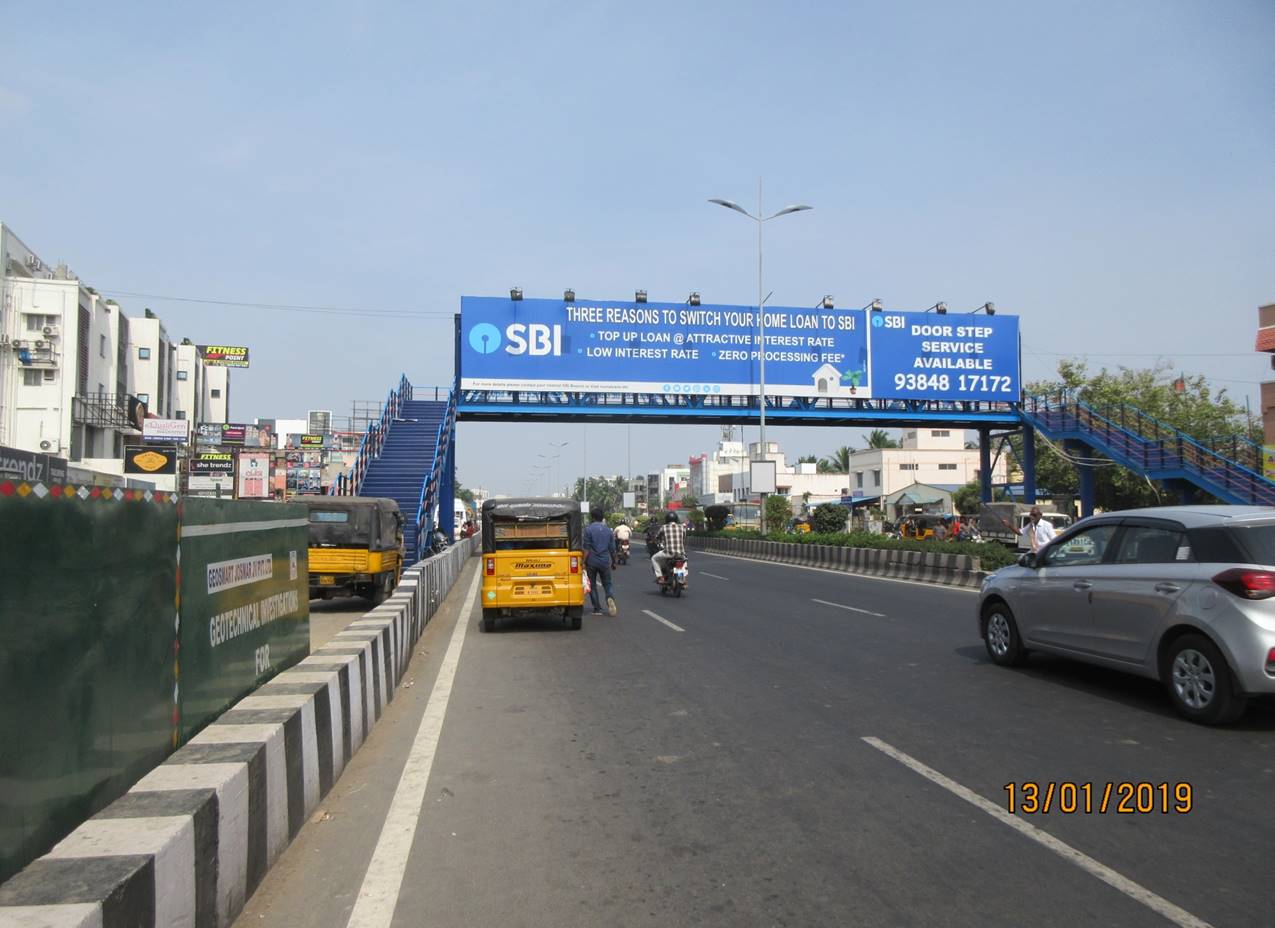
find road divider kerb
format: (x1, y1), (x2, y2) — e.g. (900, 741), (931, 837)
(688, 536), (986, 589)
(0, 538), (481, 928)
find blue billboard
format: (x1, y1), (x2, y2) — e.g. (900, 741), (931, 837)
(459, 296), (1020, 402)
(868, 310), (1020, 401)
(461, 296), (871, 398)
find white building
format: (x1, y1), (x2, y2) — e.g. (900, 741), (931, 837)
(0, 224), (232, 486)
(690, 437), (748, 506)
(843, 427), (1006, 504)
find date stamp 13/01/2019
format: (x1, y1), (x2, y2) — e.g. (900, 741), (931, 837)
(1004, 782), (1193, 815)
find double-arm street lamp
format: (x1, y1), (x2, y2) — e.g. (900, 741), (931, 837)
(709, 181), (811, 463)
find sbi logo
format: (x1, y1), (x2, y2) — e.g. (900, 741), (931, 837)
(469, 323), (502, 354)
(874, 315), (906, 330)
(468, 323), (563, 356)
(871, 314), (884, 328)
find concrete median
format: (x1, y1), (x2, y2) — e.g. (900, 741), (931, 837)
(688, 535), (985, 589)
(0, 537), (479, 928)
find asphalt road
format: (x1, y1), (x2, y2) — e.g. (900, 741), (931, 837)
(309, 595), (379, 649)
(240, 555), (1275, 928)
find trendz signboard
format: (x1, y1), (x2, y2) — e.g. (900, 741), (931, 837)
(459, 296), (1020, 402)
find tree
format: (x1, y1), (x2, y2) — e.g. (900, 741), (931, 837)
(952, 480), (1009, 515)
(811, 503), (849, 533)
(819, 445), (854, 473)
(797, 454), (819, 465)
(866, 429), (898, 449)
(764, 494), (793, 533)
(572, 475), (628, 513)
(1019, 360), (1256, 511)
(453, 478), (475, 506)
(687, 508), (706, 530)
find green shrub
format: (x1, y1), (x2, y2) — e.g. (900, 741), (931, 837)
(763, 495), (793, 533)
(697, 528), (1016, 570)
(811, 503), (849, 534)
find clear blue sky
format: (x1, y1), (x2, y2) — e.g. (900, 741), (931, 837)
(3, 1), (1272, 494)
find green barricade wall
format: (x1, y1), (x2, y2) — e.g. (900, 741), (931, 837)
(0, 487), (178, 885)
(178, 498), (310, 741)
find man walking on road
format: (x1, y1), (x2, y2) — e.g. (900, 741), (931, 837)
(584, 506), (618, 616)
(1021, 506), (1056, 553)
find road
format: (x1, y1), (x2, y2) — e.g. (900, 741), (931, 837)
(309, 596), (379, 650)
(242, 554), (1275, 928)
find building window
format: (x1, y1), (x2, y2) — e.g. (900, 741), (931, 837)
(22, 369), (42, 386)
(938, 463), (958, 470)
(872, 469), (881, 486)
(138, 347), (151, 360)
(855, 472), (864, 489)
(176, 370), (188, 381)
(211, 388), (221, 398)
(906, 431), (916, 439)
(25, 314), (55, 331)
(899, 463), (918, 471)
(175, 410), (187, 420)
(99, 334), (107, 358)
(44, 369), (55, 381)
(137, 393), (149, 405)
(932, 430), (950, 437)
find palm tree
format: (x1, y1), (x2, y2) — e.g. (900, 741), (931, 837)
(866, 429), (898, 449)
(796, 454), (819, 465)
(818, 445), (854, 473)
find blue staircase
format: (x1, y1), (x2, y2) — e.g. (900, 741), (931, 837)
(1020, 393), (1275, 506)
(329, 376), (458, 567)
(360, 399), (448, 561)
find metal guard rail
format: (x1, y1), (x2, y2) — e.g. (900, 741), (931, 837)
(1022, 393), (1275, 504)
(414, 389), (458, 562)
(329, 374), (412, 496)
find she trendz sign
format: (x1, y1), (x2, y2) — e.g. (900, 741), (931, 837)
(460, 296), (1020, 402)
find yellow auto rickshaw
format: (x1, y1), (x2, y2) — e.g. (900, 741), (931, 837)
(898, 513), (948, 541)
(481, 498), (585, 632)
(305, 497), (404, 603)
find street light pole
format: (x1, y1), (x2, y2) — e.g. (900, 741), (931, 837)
(710, 183), (811, 530)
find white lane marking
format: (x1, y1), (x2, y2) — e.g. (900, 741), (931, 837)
(812, 598), (885, 617)
(345, 569), (481, 928)
(700, 571), (729, 580)
(699, 550), (980, 594)
(642, 609), (685, 632)
(861, 737), (1212, 928)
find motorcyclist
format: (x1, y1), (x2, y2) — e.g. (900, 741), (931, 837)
(614, 520), (632, 563)
(651, 512), (688, 585)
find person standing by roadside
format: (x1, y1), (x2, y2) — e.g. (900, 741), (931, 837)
(1021, 506), (1056, 553)
(583, 505), (618, 616)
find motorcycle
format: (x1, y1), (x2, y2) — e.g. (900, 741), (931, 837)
(617, 538), (631, 565)
(657, 556), (689, 597)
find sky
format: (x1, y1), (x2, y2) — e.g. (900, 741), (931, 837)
(2, 0), (1272, 496)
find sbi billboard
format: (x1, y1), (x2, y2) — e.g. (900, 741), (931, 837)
(460, 295), (1019, 402)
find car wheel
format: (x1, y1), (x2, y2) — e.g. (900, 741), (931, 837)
(1163, 634), (1248, 725)
(482, 611), (497, 633)
(982, 602), (1027, 667)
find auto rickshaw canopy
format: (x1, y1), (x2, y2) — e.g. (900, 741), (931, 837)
(481, 498), (583, 553)
(305, 497), (403, 552)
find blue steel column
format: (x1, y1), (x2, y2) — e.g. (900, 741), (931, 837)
(441, 431), (456, 542)
(979, 428), (993, 503)
(1022, 425), (1037, 504)
(1067, 439), (1096, 518)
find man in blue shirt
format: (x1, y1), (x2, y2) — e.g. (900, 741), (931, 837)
(583, 505), (618, 616)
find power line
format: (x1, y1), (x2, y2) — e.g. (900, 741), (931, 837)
(98, 288), (454, 320)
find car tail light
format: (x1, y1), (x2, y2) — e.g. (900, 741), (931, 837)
(485, 557), (495, 576)
(570, 556), (579, 574)
(1212, 568), (1275, 600)
(1266, 648), (1275, 675)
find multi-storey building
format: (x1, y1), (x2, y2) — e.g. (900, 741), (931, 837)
(0, 224), (232, 480)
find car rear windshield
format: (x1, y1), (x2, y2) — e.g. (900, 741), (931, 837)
(1225, 523), (1275, 566)
(492, 519), (570, 551)
(310, 511), (349, 523)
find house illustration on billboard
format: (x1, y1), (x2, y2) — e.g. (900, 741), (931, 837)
(812, 363), (863, 395)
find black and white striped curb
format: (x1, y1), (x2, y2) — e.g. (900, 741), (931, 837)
(0, 537), (479, 928)
(688, 535), (986, 588)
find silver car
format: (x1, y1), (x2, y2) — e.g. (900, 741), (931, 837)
(978, 505), (1275, 724)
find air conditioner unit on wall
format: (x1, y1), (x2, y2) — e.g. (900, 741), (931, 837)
(42, 325), (59, 338)
(34, 340), (46, 349)
(39, 440), (52, 451)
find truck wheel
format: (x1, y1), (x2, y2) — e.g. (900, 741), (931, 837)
(482, 610), (497, 633)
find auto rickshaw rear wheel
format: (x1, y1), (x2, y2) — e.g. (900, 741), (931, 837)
(482, 610), (497, 633)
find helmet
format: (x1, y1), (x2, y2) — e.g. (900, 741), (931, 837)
(665, 512), (680, 524)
